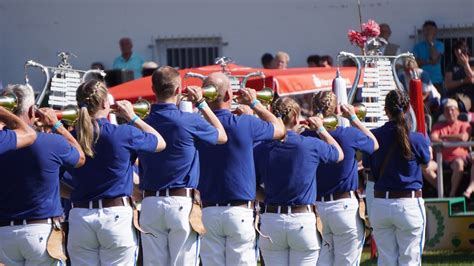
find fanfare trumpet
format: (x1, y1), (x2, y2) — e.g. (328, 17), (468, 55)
(299, 115), (339, 131)
(234, 88), (274, 105)
(112, 99), (151, 119)
(182, 85), (219, 102)
(353, 103), (367, 121)
(0, 93), (18, 112)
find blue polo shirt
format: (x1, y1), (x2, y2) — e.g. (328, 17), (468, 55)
(368, 121), (430, 191)
(139, 103), (219, 191)
(69, 118), (158, 202)
(0, 129), (16, 154)
(0, 133), (80, 220)
(112, 53), (144, 79)
(254, 131), (340, 205)
(197, 109), (274, 203)
(303, 127), (374, 196)
(413, 40), (444, 83)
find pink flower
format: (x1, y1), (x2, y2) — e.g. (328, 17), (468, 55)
(348, 30), (367, 48)
(362, 19), (380, 38)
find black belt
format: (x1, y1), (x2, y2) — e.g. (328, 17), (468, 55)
(374, 190), (422, 199)
(202, 200), (254, 209)
(73, 197), (131, 209)
(0, 217), (62, 227)
(317, 191), (353, 202)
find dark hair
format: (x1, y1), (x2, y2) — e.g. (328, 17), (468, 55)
(453, 39), (470, 57)
(261, 53), (274, 67)
(385, 90), (412, 159)
(321, 55), (333, 66)
(151, 66), (181, 99)
(423, 20), (437, 28)
(306, 55), (321, 65)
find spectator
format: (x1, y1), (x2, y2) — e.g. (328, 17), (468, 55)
(261, 53), (274, 69)
(430, 98), (472, 197)
(379, 23), (400, 56)
(445, 40), (474, 110)
(398, 58), (440, 112)
(413, 21), (445, 95)
(112, 37), (144, 79)
(90, 62), (105, 70)
(142, 61), (159, 77)
(319, 55), (333, 68)
(307, 55), (321, 67)
(274, 51), (290, 69)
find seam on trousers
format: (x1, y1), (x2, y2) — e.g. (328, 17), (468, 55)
(416, 198), (425, 266)
(194, 233), (200, 266)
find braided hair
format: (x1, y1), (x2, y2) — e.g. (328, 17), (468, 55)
(75, 80), (108, 157)
(271, 97), (300, 126)
(385, 90), (412, 159)
(312, 91), (337, 117)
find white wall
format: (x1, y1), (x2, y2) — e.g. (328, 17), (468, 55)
(1, 0), (473, 89)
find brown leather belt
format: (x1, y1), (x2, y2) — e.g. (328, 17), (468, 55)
(317, 191), (353, 202)
(374, 190), (422, 199)
(144, 188), (192, 198)
(265, 205), (314, 214)
(202, 200), (254, 209)
(0, 217), (61, 227)
(73, 197), (131, 209)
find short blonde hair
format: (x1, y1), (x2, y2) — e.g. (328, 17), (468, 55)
(275, 51), (290, 63)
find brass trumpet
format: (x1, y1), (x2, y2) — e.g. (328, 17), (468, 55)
(111, 99), (151, 119)
(234, 88), (274, 105)
(299, 115), (339, 131)
(353, 103), (367, 121)
(182, 85), (218, 102)
(0, 93), (18, 112)
(56, 105), (79, 126)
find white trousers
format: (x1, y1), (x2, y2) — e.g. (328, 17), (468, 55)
(369, 198), (426, 266)
(200, 206), (256, 266)
(0, 223), (62, 266)
(365, 181), (375, 216)
(316, 197), (365, 266)
(140, 196), (199, 266)
(259, 213), (320, 266)
(67, 206), (138, 266)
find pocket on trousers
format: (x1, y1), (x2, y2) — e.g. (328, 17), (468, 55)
(401, 204), (424, 230)
(291, 216), (319, 251)
(227, 209), (255, 243)
(24, 226), (51, 258)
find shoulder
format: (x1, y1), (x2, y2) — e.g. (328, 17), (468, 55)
(36, 132), (69, 148)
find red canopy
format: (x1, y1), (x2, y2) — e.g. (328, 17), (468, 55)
(108, 64), (361, 102)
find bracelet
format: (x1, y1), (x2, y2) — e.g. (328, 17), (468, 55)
(196, 97), (206, 106)
(349, 114), (359, 121)
(52, 121), (63, 133)
(250, 99), (260, 109)
(128, 115), (140, 125)
(197, 100), (208, 110)
(317, 126), (326, 134)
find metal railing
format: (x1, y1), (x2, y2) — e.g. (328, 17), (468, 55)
(431, 141), (474, 197)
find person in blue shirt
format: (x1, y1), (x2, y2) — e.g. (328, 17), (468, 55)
(0, 84), (85, 266)
(0, 105), (36, 153)
(65, 80), (165, 265)
(254, 97), (343, 266)
(138, 66), (227, 265)
(306, 91), (378, 266)
(197, 72), (285, 266)
(413, 20), (445, 95)
(367, 89), (430, 266)
(112, 37), (145, 79)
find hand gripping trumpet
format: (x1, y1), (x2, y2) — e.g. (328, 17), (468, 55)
(111, 99), (151, 119)
(234, 88), (274, 106)
(299, 115), (339, 131)
(0, 93), (18, 112)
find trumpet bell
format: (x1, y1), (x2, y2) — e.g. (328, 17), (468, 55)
(323, 115), (338, 130)
(202, 85), (218, 102)
(133, 99), (151, 119)
(257, 88), (274, 105)
(57, 105), (79, 126)
(0, 93), (18, 112)
(353, 103), (367, 121)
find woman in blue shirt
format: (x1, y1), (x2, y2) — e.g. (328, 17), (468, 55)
(254, 97), (343, 266)
(67, 80), (166, 265)
(367, 89), (430, 266)
(309, 91), (378, 266)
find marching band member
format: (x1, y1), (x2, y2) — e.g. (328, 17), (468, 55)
(0, 84), (85, 265)
(197, 72), (285, 266)
(66, 80), (165, 265)
(254, 97), (344, 266)
(0, 104), (36, 153)
(138, 66), (227, 265)
(367, 90), (430, 266)
(307, 91), (378, 266)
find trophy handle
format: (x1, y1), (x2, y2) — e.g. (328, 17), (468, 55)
(25, 60), (50, 106)
(337, 52), (362, 104)
(241, 72), (265, 88)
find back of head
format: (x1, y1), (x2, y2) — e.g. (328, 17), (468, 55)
(151, 66), (181, 99)
(307, 55), (320, 67)
(385, 90), (412, 159)
(75, 80), (109, 157)
(423, 20), (437, 29)
(261, 53), (274, 68)
(3, 84), (35, 116)
(312, 91), (337, 117)
(404, 58), (419, 72)
(272, 97), (300, 127)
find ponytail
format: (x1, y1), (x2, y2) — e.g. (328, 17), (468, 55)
(312, 91), (337, 117)
(76, 106), (98, 157)
(385, 90), (412, 159)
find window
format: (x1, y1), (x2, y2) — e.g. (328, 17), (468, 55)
(155, 36), (223, 69)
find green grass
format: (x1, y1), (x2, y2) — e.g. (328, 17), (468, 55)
(360, 251), (474, 266)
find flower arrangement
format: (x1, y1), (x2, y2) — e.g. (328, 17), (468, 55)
(348, 19), (381, 54)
